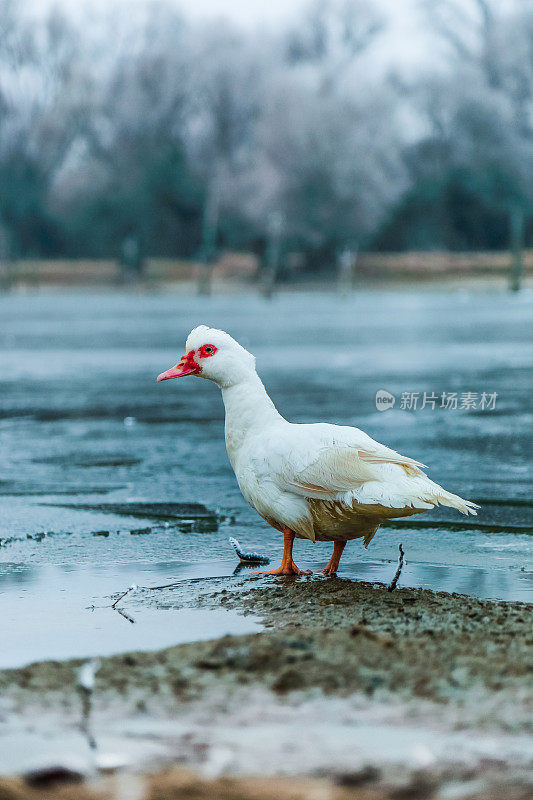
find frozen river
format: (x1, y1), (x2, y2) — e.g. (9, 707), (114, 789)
(0, 287), (531, 666)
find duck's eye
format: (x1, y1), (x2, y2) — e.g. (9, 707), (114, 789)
(199, 344), (217, 358)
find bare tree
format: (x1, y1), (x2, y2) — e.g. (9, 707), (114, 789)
(422, 0), (533, 286)
(0, 0), (88, 257)
(184, 22), (267, 292)
(251, 0), (405, 272)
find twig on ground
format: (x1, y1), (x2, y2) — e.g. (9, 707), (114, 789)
(111, 583), (138, 609)
(115, 607), (135, 624)
(388, 543), (405, 592)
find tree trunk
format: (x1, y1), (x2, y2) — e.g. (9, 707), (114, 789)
(198, 184), (219, 296)
(509, 204), (524, 293)
(337, 246), (358, 294)
(261, 211), (283, 299)
(0, 224), (11, 291)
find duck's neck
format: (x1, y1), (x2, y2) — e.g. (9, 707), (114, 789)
(221, 373), (283, 462)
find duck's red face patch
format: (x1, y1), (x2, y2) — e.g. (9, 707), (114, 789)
(198, 344), (218, 359)
(156, 344), (217, 382)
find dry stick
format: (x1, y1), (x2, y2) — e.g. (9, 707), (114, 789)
(388, 543), (405, 592)
(115, 606), (135, 624)
(111, 583), (138, 624)
(111, 583), (137, 609)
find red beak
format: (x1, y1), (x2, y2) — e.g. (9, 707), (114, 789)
(157, 350), (200, 381)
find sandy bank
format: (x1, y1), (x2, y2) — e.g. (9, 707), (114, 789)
(0, 578), (531, 799)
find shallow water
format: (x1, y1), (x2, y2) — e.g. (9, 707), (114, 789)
(0, 560), (262, 668)
(0, 288), (531, 666)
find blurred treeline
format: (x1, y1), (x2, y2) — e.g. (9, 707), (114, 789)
(0, 0), (532, 270)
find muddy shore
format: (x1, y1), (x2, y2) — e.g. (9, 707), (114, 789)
(0, 577), (531, 799)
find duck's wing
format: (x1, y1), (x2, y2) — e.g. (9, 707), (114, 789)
(266, 423), (424, 497)
(258, 423), (477, 516)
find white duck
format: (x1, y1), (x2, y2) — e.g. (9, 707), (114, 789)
(157, 326), (478, 576)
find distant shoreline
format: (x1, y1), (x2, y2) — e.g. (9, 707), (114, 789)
(1, 274), (532, 295)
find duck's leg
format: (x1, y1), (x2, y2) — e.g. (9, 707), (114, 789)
(251, 527), (311, 576)
(321, 540), (346, 575)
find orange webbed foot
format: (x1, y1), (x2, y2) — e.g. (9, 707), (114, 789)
(319, 542), (346, 576)
(250, 563), (311, 576)
(251, 528), (312, 577)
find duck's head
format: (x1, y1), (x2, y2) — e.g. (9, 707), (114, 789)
(157, 326), (256, 388)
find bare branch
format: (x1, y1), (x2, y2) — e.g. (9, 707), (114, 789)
(388, 544), (405, 592)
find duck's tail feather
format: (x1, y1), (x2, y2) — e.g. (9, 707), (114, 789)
(436, 490), (480, 516)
